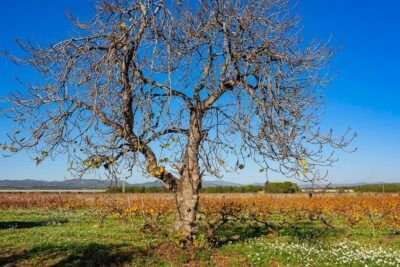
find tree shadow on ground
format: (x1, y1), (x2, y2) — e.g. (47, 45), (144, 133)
(212, 220), (343, 246)
(279, 221), (344, 240)
(0, 218), (68, 230)
(0, 243), (151, 267)
(212, 221), (272, 247)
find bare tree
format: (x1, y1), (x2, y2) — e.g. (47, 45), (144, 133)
(1, 0), (354, 241)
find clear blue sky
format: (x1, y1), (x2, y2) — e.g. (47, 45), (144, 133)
(0, 1), (399, 184)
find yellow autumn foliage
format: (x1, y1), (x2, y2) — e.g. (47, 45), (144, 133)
(300, 159), (308, 167)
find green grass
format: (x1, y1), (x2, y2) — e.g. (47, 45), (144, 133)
(0, 209), (399, 266)
(0, 209), (161, 266)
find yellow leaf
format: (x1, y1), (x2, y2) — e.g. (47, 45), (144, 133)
(149, 162), (157, 170)
(300, 159), (308, 167)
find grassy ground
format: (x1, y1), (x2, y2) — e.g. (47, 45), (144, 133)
(0, 208), (399, 266)
(0, 209), (152, 266)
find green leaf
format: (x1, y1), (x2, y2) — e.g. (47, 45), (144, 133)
(34, 157), (42, 166)
(159, 158), (169, 163)
(161, 144), (170, 149)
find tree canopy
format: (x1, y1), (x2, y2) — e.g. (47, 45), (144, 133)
(1, 0), (354, 239)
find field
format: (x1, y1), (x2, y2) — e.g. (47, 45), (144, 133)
(0, 193), (399, 266)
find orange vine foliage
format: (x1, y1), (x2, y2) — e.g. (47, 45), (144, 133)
(1, 193), (399, 230)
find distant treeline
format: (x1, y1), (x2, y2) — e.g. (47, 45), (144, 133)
(107, 185), (264, 193)
(107, 186), (169, 193)
(337, 183), (400, 193)
(107, 182), (305, 194)
(265, 181), (300, 194)
(201, 185), (263, 193)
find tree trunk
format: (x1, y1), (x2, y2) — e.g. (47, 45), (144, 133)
(173, 110), (203, 242)
(174, 174), (200, 240)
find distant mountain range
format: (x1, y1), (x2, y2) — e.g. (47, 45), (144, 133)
(0, 179), (242, 190)
(0, 179), (119, 189)
(0, 179), (395, 190)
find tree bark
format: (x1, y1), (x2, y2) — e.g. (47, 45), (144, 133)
(173, 109), (203, 242)
(174, 172), (200, 239)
